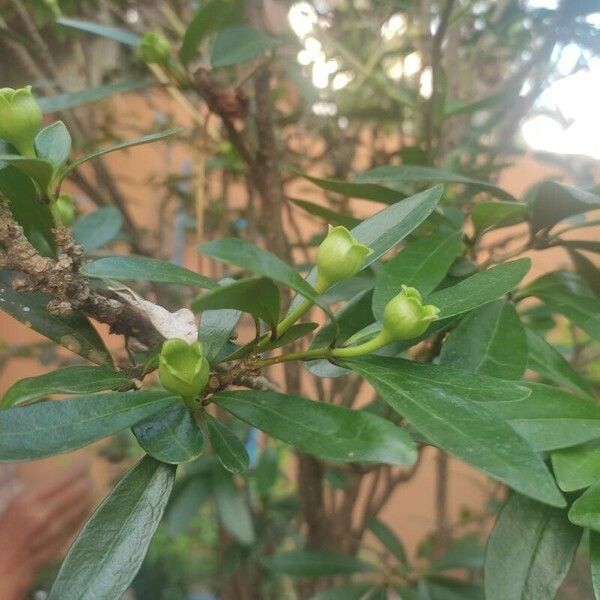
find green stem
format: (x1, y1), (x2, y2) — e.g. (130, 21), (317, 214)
(254, 346), (332, 368)
(255, 330), (393, 367)
(267, 275), (329, 343)
(330, 330), (392, 358)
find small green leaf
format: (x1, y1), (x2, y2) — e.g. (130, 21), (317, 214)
(530, 181), (600, 232)
(34, 121), (71, 169)
(198, 237), (334, 322)
(192, 277), (280, 328)
(164, 470), (211, 536)
(372, 232), (462, 319)
(525, 328), (594, 398)
(73, 207), (123, 251)
(62, 129), (179, 177)
(212, 465), (255, 544)
(0, 155), (54, 193)
(205, 414), (249, 473)
(552, 441), (600, 492)
(0, 270), (112, 365)
(356, 165), (517, 202)
(439, 301), (527, 379)
(485, 493), (581, 600)
(213, 389), (416, 466)
(199, 307), (241, 363)
(211, 25), (279, 67)
(82, 255), (217, 289)
(344, 357), (565, 507)
(0, 166), (55, 256)
(300, 171), (401, 204)
(56, 16), (140, 46)
(180, 0), (237, 64)
(367, 517), (408, 565)
(0, 391), (174, 461)
(48, 456), (175, 600)
(288, 197), (361, 228)
(133, 403), (204, 464)
(1, 365), (130, 409)
(570, 481), (600, 532)
(428, 258), (531, 319)
(569, 249), (600, 296)
(262, 550), (375, 577)
(520, 271), (600, 341)
(38, 80), (153, 113)
(471, 201), (528, 234)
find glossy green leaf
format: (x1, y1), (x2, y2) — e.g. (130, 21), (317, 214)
(1, 365), (130, 409)
(133, 403), (204, 464)
(0, 270), (112, 365)
(471, 201), (528, 234)
(530, 181), (600, 232)
(482, 382), (600, 451)
(82, 255), (217, 288)
(439, 301), (527, 379)
(372, 232), (462, 319)
(62, 129), (179, 177)
(428, 258), (531, 319)
(289, 186), (443, 313)
(73, 207), (123, 251)
(552, 441), (600, 492)
(49, 456), (175, 600)
(38, 79), (153, 113)
(198, 237), (334, 320)
(367, 517), (408, 565)
(355, 165), (516, 202)
(0, 391), (174, 461)
(180, 0), (237, 63)
(211, 25), (279, 67)
(485, 493), (581, 600)
(199, 307), (241, 363)
(205, 414), (249, 473)
(0, 155), (54, 193)
(288, 197), (360, 228)
(344, 356), (565, 507)
(56, 16), (140, 46)
(262, 550), (374, 577)
(590, 532), (600, 600)
(0, 166), (55, 256)
(214, 389), (416, 466)
(212, 465), (255, 544)
(570, 481), (600, 532)
(34, 121), (71, 169)
(525, 328), (594, 397)
(192, 277), (280, 327)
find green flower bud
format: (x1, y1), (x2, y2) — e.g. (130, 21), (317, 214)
(0, 86), (43, 157)
(159, 339), (210, 399)
(138, 31), (172, 65)
(51, 193), (75, 227)
(316, 225), (372, 291)
(382, 286), (440, 341)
